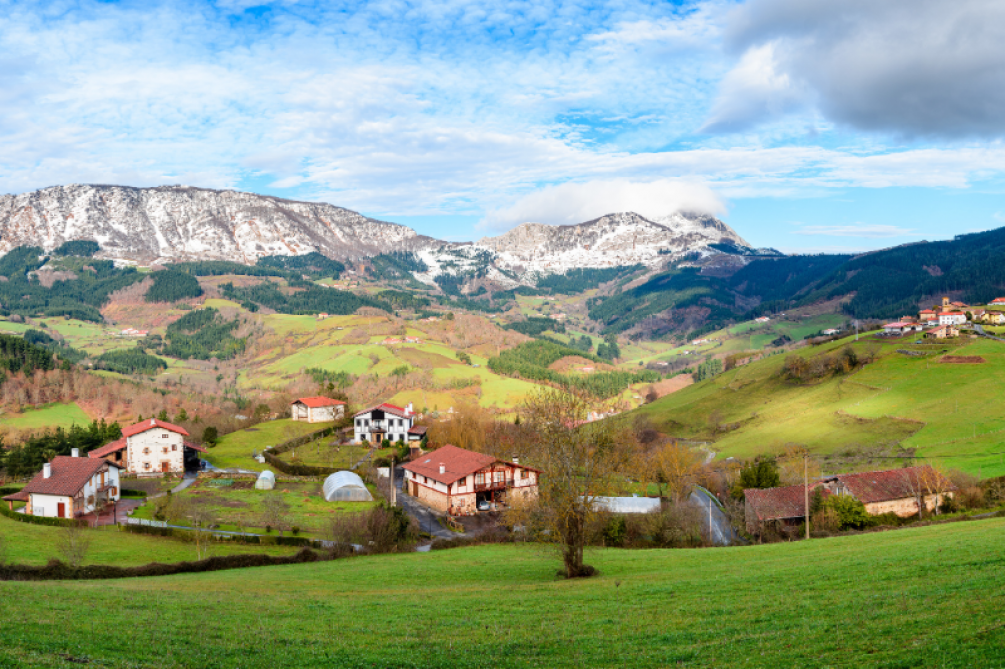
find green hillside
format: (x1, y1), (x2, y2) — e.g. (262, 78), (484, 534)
(636, 333), (1005, 477)
(1, 518), (1003, 667)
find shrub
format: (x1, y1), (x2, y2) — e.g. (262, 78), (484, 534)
(824, 495), (874, 530)
(601, 515), (627, 547)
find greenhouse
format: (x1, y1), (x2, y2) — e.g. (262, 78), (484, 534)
(255, 470), (276, 490)
(323, 471), (373, 502)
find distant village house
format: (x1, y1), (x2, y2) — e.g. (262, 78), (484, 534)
(3, 451), (121, 519)
(353, 403), (424, 444)
(88, 418), (205, 477)
(290, 396), (346, 423)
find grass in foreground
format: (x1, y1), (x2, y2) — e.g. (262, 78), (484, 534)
(2, 518), (1004, 668)
(0, 515), (298, 567)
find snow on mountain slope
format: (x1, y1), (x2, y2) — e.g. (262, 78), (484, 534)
(0, 184), (436, 264)
(473, 211), (750, 276)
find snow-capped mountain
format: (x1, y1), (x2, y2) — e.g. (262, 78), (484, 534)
(473, 211), (751, 276)
(0, 184), (435, 264)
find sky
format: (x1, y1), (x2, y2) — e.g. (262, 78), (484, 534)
(2, 0), (1005, 252)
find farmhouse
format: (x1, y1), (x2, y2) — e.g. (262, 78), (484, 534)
(353, 402), (423, 444)
(401, 444), (541, 515)
(818, 466), (955, 517)
(990, 297), (1005, 306)
(883, 322), (920, 335)
(925, 325), (959, 339)
(987, 312), (1005, 325)
(3, 451), (121, 518)
(290, 396), (346, 423)
(89, 418), (205, 477)
(744, 484), (827, 535)
(939, 312), (967, 326)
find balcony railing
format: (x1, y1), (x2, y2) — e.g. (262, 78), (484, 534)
(473, 479), (511, 492)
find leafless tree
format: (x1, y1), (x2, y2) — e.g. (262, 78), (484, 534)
(261, 493), (291, 536)
(55, 522), (91, 567)
(520, 388), (634, 578)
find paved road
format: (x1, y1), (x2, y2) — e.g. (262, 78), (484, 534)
(689, 487), (738, 546)
(973, 324), (1005, 342)
(393, 466), (459, 540)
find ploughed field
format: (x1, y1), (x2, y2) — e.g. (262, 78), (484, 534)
(1, 518), (1003, 667)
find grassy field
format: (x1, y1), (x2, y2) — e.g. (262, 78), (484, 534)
(0, 402), (91, 430)
(203, 419), (323, 471)
(129, 479), (380, 535)
(1, 518), (1003, 667)
(285, 437), (394, 469)
(637, 333), (1005, 476)
(0, 514), (298, 567)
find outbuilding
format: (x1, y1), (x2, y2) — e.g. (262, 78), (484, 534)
(322, 471), (373, 502)
(291, 397), (346, 423)
(255, 470), (276, 490)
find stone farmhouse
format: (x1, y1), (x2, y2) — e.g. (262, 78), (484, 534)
(401, 444), (541, 515)
(290, 396), (346, 423)
(3, 451), (121, 519)
(89, 418), (205, 477)
(745, 465), (955, 535)
(353, 402), (424, 445)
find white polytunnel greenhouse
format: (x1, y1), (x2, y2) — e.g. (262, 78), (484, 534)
(323, 471), (373, 502)
(255, 470), (276, 490)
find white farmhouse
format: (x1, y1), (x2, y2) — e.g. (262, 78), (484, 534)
(89, 418), (205, 477)
(353, 402), (424, 445)
(290, 396), (346, 423)
(3, 451), (121, 519)
(939, 312), (967, 326)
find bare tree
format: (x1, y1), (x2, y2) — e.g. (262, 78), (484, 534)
(55, 522), (91, 567)
(520, 388), (634, 579)
(261, 493), (291, 536)
(167, 497), (217, 559)
(651, 440), (703, 502)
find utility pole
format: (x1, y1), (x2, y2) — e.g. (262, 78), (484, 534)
(390, 456), (396, 506)
(804, 452), (810, 541)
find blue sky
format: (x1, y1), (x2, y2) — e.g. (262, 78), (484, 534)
(2, 0), (1005, 252)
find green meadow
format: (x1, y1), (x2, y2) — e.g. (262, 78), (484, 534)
(1, 518), (1003, 667)
(638, 333), (1005, 476)
(203, 419), (321, 471)
(0, 402), (91, 431)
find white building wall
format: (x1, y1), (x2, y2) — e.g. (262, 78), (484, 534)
(127, 428), (185, 476)
(29, 493), (73, 518)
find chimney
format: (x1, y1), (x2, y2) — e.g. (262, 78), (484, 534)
(71, 448), (80, 458)
(512, 456), (519, 464)
(439, 463), (445, 474)
(43, 463), (51, 479)
(406, 403), (414, 415)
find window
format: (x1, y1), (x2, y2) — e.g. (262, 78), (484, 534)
(161, 433), (169, 438)
(494, 471), (504, 482)
(143, 462), (151, 469)
(475, 473), (484, 485)
(162, 447), (168, 454)
(143, 447), (150, 454)
(520, 469), (529, 479)
(171, 444), (177, 452)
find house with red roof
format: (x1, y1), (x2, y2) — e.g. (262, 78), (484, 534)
(745, 466), (956, 535)
(89, 418), (205, 477)
(353, 402), (424, 445)
(3, 450), (121, 518)
(990, 297), (1005, 306)
(401, 444), (541, 515)
(290, 396), (346, 423)
(818, 466), (955, 517)
(939, 312), (967, 326)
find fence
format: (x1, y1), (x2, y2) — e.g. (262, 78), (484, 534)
(126, 517), (168, 528)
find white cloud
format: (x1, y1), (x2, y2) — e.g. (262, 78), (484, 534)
(479, 179), (726, 233)
(707, 0), (1005, 137)
(792, 223), (916, 238)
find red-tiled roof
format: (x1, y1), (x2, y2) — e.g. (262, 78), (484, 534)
(184, 441), (208, 454)
(354, 402), (410, 418)
(744, 484), (826, 523)
(122, 418), (189, 438)
(88, 438), (128, 459)
(402, 445), (497, 485)
(20, 456), (120, 498)
(2, 489), (29, 503)
(402, 445), (539, 485)
(827, 466), (954, 504)
(292, 396), (347, 408)
(408, 425), (428, 435)
(940, 312), (965, 316)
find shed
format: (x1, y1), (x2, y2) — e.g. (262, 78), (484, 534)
(592, 496), (662, 514)
(255, 470), (276, 490)
(322, 471), (373, 502)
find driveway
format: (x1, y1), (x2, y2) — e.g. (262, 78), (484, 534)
(393, 465), (460, 541)
(689, 487), (739, 546)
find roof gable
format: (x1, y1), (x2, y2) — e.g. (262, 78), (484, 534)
(402, 445), (499, 485)
(292, 396), (346, 408)
(122, 418), (190, 438)
(354, 402), (411, 419)
(88, 438), (128, 459)
(745, 484), (826, 522)
(21, 456), (118, 497)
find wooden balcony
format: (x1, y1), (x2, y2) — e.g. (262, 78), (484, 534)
(473, 480), (511, 492)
